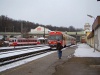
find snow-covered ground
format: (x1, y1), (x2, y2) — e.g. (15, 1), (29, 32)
(0, 43), (100, 72)
(74, 43), (100, 57)
(0, 51), (56, 72)
(0, 46), (50, 58)
(0, 44), (47, 50)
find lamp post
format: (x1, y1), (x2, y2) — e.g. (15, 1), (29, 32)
(76, 31), (77, 45)
(87, 14), (95, 20)
(87, 14), (95, 52)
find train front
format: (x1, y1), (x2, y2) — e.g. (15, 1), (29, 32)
(48, 31), (63, 49)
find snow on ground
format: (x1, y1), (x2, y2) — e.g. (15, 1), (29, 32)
(0, 51), (56, 72)
(0, 43), (100, 72)
(0, 46), (50, 58)
(74, 43), (100, 57)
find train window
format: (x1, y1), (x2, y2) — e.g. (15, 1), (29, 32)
(19, 40), (21, 42)
(13, 40), (16, 42)
(63, 35), (65, 40)
(22, 40), (24, 42)
(23, 40), (25, 42)
(35, 40), (37, 42)
(48, 35), (62, 40)
(28, 40), (29, 42)
(14, 40), (16, 42)
(12, 40), (14, 42)
(18, 40), (20, 42)
(21, 40), (23, 42)
(27, 40), (28, 42)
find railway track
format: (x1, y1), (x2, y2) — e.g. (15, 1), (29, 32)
(0, 45), (48, 52)
(0, 46), (51, 66)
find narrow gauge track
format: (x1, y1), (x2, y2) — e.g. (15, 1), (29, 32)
(0, 45), (47, 52)
(0, 47), (51, 66)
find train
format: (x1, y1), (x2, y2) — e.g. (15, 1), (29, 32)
(48, 31), (76, 49)
(8, 38), (40, 46)
(0, 37), (48, 47)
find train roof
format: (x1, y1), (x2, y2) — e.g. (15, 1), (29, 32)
(9, 38), (37, 40)
(49, 31), (76, 39)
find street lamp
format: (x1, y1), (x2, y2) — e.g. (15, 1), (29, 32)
(87, 14), (95, 20)
(87, 14), (95, 52)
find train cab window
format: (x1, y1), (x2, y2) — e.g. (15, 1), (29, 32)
(48, 35), (63, 40)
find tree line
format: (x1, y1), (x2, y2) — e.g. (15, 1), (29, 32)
(0, 15), (83, 32)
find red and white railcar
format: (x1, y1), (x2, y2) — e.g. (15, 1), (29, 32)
(9, 38), (40, 46)
(48, 31), (76, 49)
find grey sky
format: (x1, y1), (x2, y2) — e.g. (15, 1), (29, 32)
(0, 0), (100, 28)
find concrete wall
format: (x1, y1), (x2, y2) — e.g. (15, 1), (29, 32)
(95, 26), (100, 51)
(87, 36), (94, 48)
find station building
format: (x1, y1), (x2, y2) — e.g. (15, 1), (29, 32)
(28, 26), (51, 38)
(87, 16), (100, 51)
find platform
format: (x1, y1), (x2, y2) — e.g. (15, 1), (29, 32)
(0, 46), (76, 75)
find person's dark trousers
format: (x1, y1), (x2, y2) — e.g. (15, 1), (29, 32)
(58, 50), (62, 59)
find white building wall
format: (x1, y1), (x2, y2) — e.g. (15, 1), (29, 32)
(97, 27), (100, 51)
(94, 26), (100, 51)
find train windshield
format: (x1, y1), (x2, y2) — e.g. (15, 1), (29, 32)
(48, 35), (62, 40)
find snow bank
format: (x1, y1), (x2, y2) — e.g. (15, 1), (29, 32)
(74, 43), (100, 57)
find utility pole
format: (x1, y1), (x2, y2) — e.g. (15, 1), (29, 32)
(76, 32), (77, 45)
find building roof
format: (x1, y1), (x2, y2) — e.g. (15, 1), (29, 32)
(87, 16), (100, 39)
(92, 16), (100, 31)
(28, 26), (51, 34)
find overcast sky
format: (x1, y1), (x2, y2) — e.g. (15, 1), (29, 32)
(0, 0), (100, 28)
